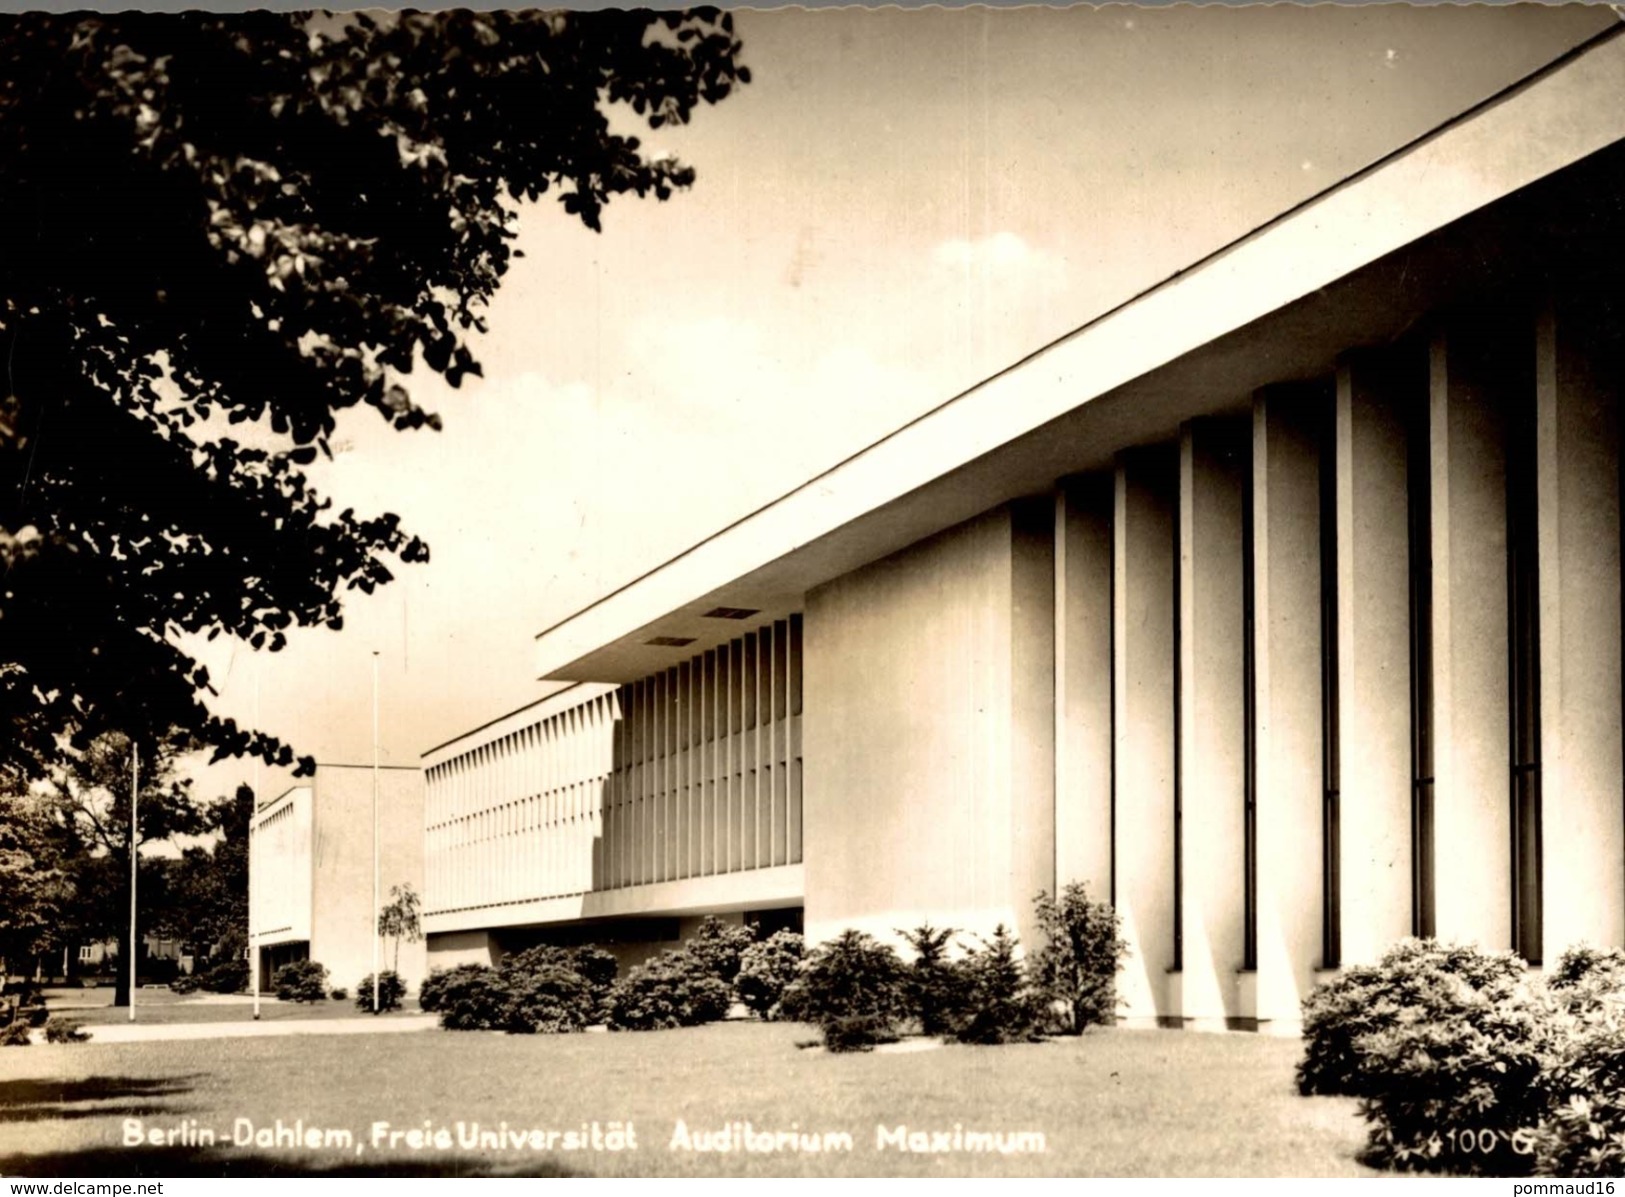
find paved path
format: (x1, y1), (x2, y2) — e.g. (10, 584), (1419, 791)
(62, 1013), (439, 1044)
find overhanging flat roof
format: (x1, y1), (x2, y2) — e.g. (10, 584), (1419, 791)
(537, 26), (1625, 685)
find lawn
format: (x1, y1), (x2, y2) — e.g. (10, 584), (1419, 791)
(44, 988), (418, 1027)
(0, 1023), (1374, 1177)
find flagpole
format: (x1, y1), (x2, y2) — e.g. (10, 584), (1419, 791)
(128, 740), (138, 1023)
(251, 668), (262, 1021)
(371, 650), (380, 1015)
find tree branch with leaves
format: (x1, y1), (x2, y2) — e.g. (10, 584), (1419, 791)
(0, 9), (748, 780)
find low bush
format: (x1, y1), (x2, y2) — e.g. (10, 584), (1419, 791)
(17, 1005), (49, 1028)
(776, 976), (812, 1024)
(607, 951), (732, 1031)
(0, 1020), (31, 1046)
(198, 958), (248, 994)
(682, 917), (758, 987)
(1547, 944), (1625, 991)
(1296, 939), (1527, 1098)
(430, 947), (619, 1033)
(951, 925), (1045, 1045)
(273, 960), (330, 1004)
(435, 966), (511, 1031)
(570, 946), (620, 1020)
(823, 1012), (901, 1052)
(419, 964), (489, 1015)
(1353, 974), (1550, 1175)
(1532, 1024), (1625, 1176)
(354, 971), (406, 1014)
(1031, 883), (1131, 1034)
(500, 945), (617, 1029)
(1530, 958), (1625, 1178)
(735, 931), (805, 1020)
(43, 1017), (89, 1044)
(329, 988), (348, 1002)
(502, 964), (597, 1034)
(170, 973), (201, 995)
(793, 930), (909, 1052)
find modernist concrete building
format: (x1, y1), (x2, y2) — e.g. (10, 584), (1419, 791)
(422, 31), (1625, 1030)
(250, 764), (428, 993)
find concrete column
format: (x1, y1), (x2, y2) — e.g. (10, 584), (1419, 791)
(1011, 499), (1058, 954)
(1176, 420), (1248, 1029)
(1112, 447), (1177, 1025)
(1055, 475), (1114, 899)
(1537, 296), (1624, 955)
(802, 507), (1053, 950)
(1429, 323), (1515, 950)
(1336, 350), (1418, 965)
(1249, 384), (1328, 1026)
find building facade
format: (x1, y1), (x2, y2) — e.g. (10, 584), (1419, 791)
(421, 32), (1625, 1030)
(250, 764), (428, 993)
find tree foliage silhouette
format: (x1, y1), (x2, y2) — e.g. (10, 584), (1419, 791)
(0, 10), (748, 777)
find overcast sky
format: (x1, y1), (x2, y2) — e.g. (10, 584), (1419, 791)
(185, 2), (1617, 803)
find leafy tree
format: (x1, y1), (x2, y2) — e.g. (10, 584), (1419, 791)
(161, 782), (251, 957)
(0, 788), (70, 973)
(41, 730), (207, 1006)
(0, 10), (748, 780)
(376, 882), (422, 975)
(1030, 883), (1131, 1033)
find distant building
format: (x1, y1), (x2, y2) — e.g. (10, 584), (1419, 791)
(421, 33), (1625, 1029)
(249, 764), (427, 994)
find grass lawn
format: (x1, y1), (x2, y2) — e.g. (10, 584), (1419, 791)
(0, 1023), (1374, 1177)
(46, 989), (420, 1027)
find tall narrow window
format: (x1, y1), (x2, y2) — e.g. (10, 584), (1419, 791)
(1407, 392), (1437, 940)
(1507, 389), (1542, 963)
(1319, 395), (1342, 968)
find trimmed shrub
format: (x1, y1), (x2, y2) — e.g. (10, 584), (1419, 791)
(354, 971), (406, 1014)
(435, 966), (511, 1031)
(0, 1020), (31, 1047)
(899, 923), (967, 1036)
(1031, 883), (1131, 1033)
(502, 965), (596, 1034)
(1297, 938), (1528, 1097)
(329, 988), (348, 1002)
(198, 958), (248, 994)
(683, 917), (757, 986)
(1547, 945), (1625, 1014)
(1354, 975), (1550, 1175)
(1531, 962), (1625, 1178)
(823, 1013), (900, 1053)
(570, 946), (620, 1019)
(776, 976), (813, 1024)
(273, 960), (330, 1003)
(431, 947), (620, 1033)
(170, 973), (201, 995)
(736, 931), (806, 1020)
(794, 930), (909, 1052)
(420, 964), (489, 1015)
(43, 1017), (90, 1044)
(952, 925), (1045, 1045)
(607, 951), (732, 1031)
(500, 945), (617, 1029)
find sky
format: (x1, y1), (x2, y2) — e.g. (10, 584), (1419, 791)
(183, 2), (1619, 805)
